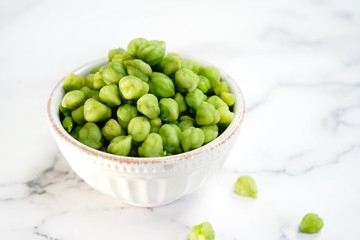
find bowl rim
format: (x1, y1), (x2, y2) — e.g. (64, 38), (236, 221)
(47, 56), (246, 165)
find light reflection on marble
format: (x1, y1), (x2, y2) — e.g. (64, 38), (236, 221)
(0, 0), (359, 239)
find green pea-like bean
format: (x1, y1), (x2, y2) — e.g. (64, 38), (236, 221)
(197, 75), (211, 93)
(59, 104), (72, 117)
(81, 86), (100, 101)
(61, 90), (86, 110)
(199, 65), (221, 89)
(220, 92), (235, 107)
(102, 119), (125, 142)
(100, 61), (127, 85)
(298, 213), (324, 233)
(138, 133), (164, 157)
(70, 125), (82, 140)
(160, 53), (181, 76)
(137, 40), (166, 66)
(196, 102), (220, 125)
(85, 73), (106, 89)
(124, 59), (152, 82)
(99, 84), (121, 107)
(127, 37), (148, 57)
(137, 93), (160, 119)
(181, 127), (205, 152)
(189, 222), (215, 240)
(128, 116), (150, 142)
(78, 122), (103, 149)
(213, 81), (230, 96)
(62, 116), (74, 133)
(201, 125), (219, 144)
(174, 68), (200, 93)
(116, 103), (138, 129)
(63, 73), (85, 92)
(159, 124), (182, 154)
(149, 117), (162, 133)
(173, 93), (187, 113)
(181, 59), (201, 74)
(177, 115), (195, 132)
(83, 98), (111, 122)
(159, 98), (179, 122)
(119, 75), (149, 100)
(71, 105), (86, 125)
(108, 48), (126, 61)
(206, 95), (228, 109)
(185, 88), (207, 110)
(149, 72), (175, 98)
(217, 106), (234, 126)
(107, 135), (132, 156)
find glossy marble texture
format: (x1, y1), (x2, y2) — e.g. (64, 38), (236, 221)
(0, 0), (359, 239)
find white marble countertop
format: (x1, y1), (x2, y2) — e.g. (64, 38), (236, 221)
(1, 0), (359, 239)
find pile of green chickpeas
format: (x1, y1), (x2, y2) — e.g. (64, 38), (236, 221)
(59, 38), (235, 157)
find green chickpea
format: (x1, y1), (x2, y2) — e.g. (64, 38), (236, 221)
(185, 88), (207, 110)
(138, 133), (165, 157)
(127, 37), (148, 57)
(78, 122), (103, 149)
(160, 53), (181, 76)
(201, 125), (219, 144)
(128, 116), (150, 142)
(63, 73), (85, 92)
(70, 125), (82, 140)
(220, 92), (235, 107)
(102, 119), (125, 142)
(111, 52), (134, 62)
(173, 93), (187, 113)
(62, 116), (74, 133)
(299, 213), (324, 234)
(189, 222), (215, 240)
(213, 81), (230, 96)
(149, 117), (162, 133)
(177, 116), (195, 132)
(107, 135), (132, 156)
(124, 59), (152, 82)
(136, 94), (160, 119)
(206, 95), (228, 109)
(71, 105), (85, 125)
(108, 48), (126, 61)
(148, 72), (175, 98)
(159, 98), (179, 122)
(196, 102), (220, 126)
(137, 40), (166, 66)
(119, 76), (149, 100)
(159, 124), (182, 154)
(85, 73), (106, 89)
(83, 98), (112, 122)
(116, 103), (138, 129)
(197, 75), (211, 93)
(199, 65), (221, 89)
(217, 106), (234, 126)
(59, 104), (72, 117)
(174, 68), (200, 93)
(99, 84), (121, 107)
(181, 59), (201, 74)
(61, 90), (86, 110)
(81, 86), (100, 101)
(234, 176), (258, 198)
(181, 127), (205, 152)
(90, 66), (101, 74)
(99, 61), (127, 85)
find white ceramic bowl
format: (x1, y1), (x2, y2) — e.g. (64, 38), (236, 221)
(47, 57), (245, 207)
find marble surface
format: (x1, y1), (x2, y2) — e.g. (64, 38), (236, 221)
(1, 0), (360, 239)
